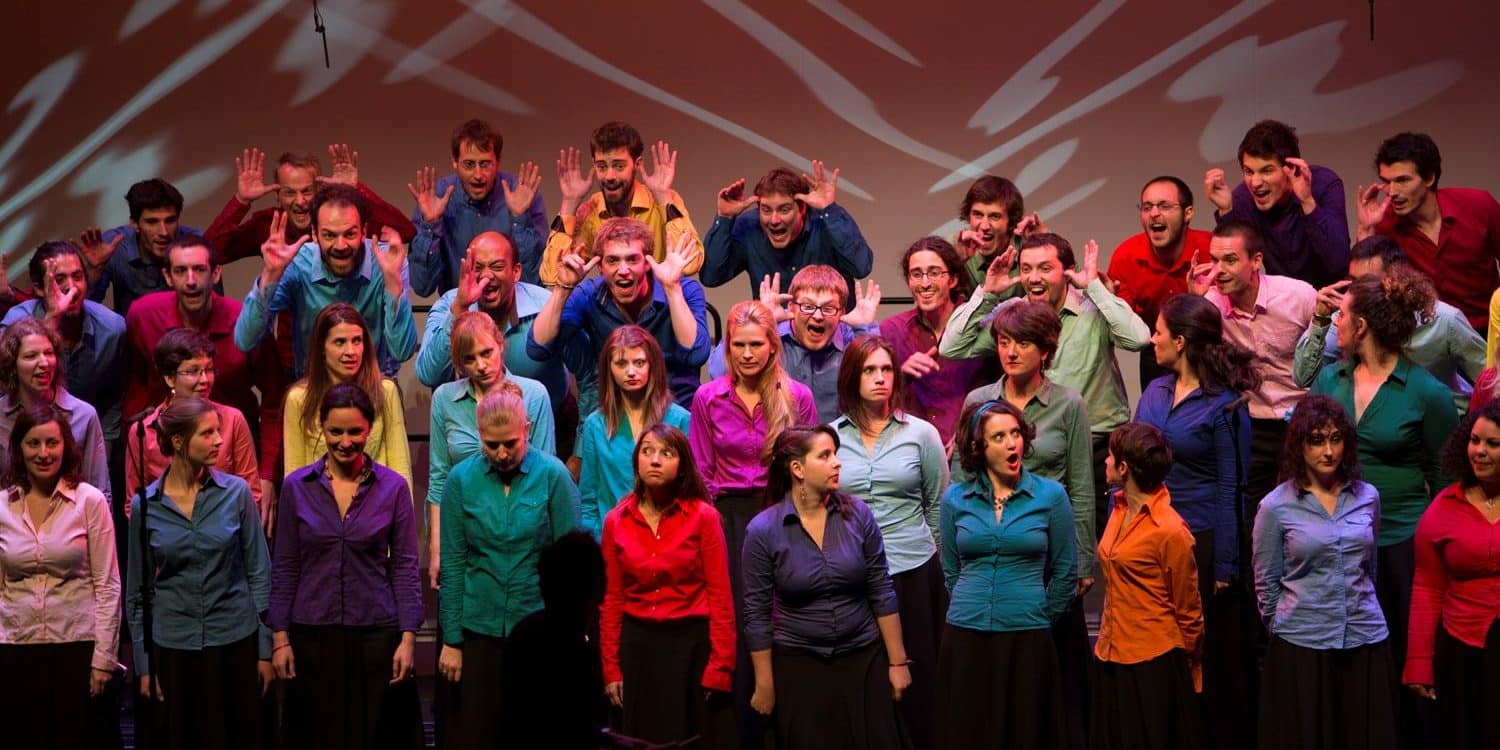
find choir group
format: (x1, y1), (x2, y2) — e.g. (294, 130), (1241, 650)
(1, 116), (1498, 750)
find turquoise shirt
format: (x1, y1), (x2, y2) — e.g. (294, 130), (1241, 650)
(414, 283), (568, 405)
(941, 470), (1076, 632)
(577, 404), (691, 538)
(831, 412), (948, 575)
(426, 376), (555, 507)
(438, 450), (581, 644)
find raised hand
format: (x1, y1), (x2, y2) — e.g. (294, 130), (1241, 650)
(1203, 168), (1233, 213)
(757, 272), (793, 323)
(235, 148), (279, 204)
(500, 160), (542, 217)
(406, 166), (454, 224)
(716, 178), (760, 218)
(956, 229), (986, 259)
(1314, 279), (1351, 319)
(555, 250), (600, 289)
(794, 160), (839, 210)
(982, 247), (1019, 297)
(78, 227), (124, 272)
(372, 225), (409, 296)
(326, 143), (359, 185)
(901, 346), (942, 380)
(41, 262), (79, 320)
(1284, 157), (1315, 209)
(555, 147), (594, 213)
(842, 279), (882, 328)
(260, 211), (308, 284)
(1355, 182), (1390, 232)
(1186, 251), (1214, 296)
(1063, 239), (1101, 289)
(639, 140), (678, 204)
(453, 252), (488, 312)
(1012, 212), (1048, 240)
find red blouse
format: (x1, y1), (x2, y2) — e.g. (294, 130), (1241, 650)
(1404, 482), (1500, 685)
(599, 494), (735, 692)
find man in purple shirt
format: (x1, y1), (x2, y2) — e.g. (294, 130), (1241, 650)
(1204, 120), (1350, 289)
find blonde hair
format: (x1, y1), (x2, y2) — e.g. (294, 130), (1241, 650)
(476, 382), (527, 429)
(450, 311), (505, 380)
(724, 300), (797, 462)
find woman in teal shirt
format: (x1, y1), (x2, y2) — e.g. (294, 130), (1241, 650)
(578, 325), (690, 537)
(938, 399), (1075, 749)
(1308, 264), (1456, 749)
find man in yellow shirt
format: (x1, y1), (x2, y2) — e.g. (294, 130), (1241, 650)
(539, 121), (703, 285)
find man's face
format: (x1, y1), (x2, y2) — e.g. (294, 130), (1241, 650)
(1138, 181), (1193, 252)
(790, 287), (843, 351)
(905, 249), (956, 314)
(276, 165), (318, 229)
(132, 207), (179, 262)
(314, 203), (365, 278)
(1017, 245), (1068, 308)
(1240, 154), (1290, 211)
(758, 192), (806, 249)
(1207, 235), (1262, 299)
(592, 147), (638, 205)
(1377, 161), (1433, 218)
(966, 200), (1011, 255)
(47, 254), (87, 316)
(453, 140), (498, 202)
(468, 233), (520, 312)
(163, 243), (220, 315)
(599, 240), (651, 307)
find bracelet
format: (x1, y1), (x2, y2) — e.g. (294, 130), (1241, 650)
(889, 660), (912, 668)
(273, 643), (292, 653)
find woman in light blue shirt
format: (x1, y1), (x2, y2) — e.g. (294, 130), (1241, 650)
(830, 335), (946, 750)
(1252, 395), (1396, 750)
(578, 325), (690, 537)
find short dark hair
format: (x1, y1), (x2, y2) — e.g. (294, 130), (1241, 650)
(900, 235), (973, 302)
(125, 178), (184, 222)
(450, 118), (502, 160)
(990, 300), (1061, 369)
(1375, 132), (1441, 187)
(1211, 220), (1264, 257)
(310, 183), (367, 228)
(164, 233), (218, 269)
(1237, 120), (1301, 166)
(957, 400), (1035, 477)
(959, 176), (1025, 228)
(1, 403), (81, 491)
(27, 240), (84, 289)
(1279, 395), (1360, 486)
(153, 328), (216, 380)
(1142, 175), (1194, 208)
(319, 382), (376, 426)
(753, 167), (811, 200)
(764, 425), (851, 512)
(1108, 422), (1174, 492)
(589, 121), (644, 159)
(1444, 401), (1500, 487)
(1348, 235), (1410, 270)
(1019, 232), (1075, 269)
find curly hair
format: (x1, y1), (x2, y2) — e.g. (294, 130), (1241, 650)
(589, 121), (644, 160)
(0, 318), (66, 400)
(1442, 400), (1500, 487)
(1278, 395), (1360, 486)
(956, 400), (1035, 477)
(1345, 263), (1436, 355)
(958, 175), (1025, 229)
(1159, 294), (1261, 395)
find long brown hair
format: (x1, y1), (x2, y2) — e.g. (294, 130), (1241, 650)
(297, 303), (384, 437)
(724, 300), (796, 462)
(597, 325), (672, 439)
(836, 335), (905, 434)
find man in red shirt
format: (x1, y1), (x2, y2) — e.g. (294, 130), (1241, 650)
(124, 234), (283, 507)
(1357, 132), (1500, 331)
(1107, 176), (1212, 385)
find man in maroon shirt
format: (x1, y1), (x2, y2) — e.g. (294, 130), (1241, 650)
(123, 233), (283, 511)
(1357, 131), (1500, 331)
(1107, 175), (1212, 386)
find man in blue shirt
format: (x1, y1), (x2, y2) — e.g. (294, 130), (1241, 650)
(701, 162), (873, 310)
(79, 178), (204, 316)
(527, 217), (708, 413)
(407, 118), (547, 290)
(234, 183), (417, 378)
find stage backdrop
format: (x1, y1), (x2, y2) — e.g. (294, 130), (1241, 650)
(4, 0), (1498, 411)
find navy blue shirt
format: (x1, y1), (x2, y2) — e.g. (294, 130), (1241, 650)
(89, 224), (207, 316)
(700, 203), (873, 310)
(408, 172), (548, 291)
(742, 495), (898, 657)
(1135, 375), (1251, 582)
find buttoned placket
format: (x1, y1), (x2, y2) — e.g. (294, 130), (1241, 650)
(792, 508), (844, 646)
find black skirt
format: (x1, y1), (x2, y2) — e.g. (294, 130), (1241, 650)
(937, 625), (1066, 749)
(889, 553), (946, 750)
(715, 489), (768, 748)
(771, 640), (905, 750)
(1256, 636), (1399, 750)
(446, 631), (506, 750)
(1091, 648), (1204, 750)
(280, 624), (423, 750)
(136, 634), (263, 750)
(618, 616), (735, 748)
(1193, 530), (1257, 750)
(0, 640), (116, 749)
(1054, 595), (1092, 750)
(1431, 620), (1500, 750)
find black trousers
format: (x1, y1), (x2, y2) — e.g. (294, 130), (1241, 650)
(1377, 538), (1432, 750)
(889, 554), (946, 750)
(716, 489), (768, 749)
(617, 616), (735, 748)
(280, 624), (423, 750)
(771, 641), (905, 750)
(136, 634), (263, 750)
(1193, 530), (1256, 750)
(0, 641), (120, 750)
(445, 631), (506, 750)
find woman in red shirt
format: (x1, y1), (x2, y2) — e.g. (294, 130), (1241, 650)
(1404, 400), (1500, 750)
(600, 423), (736, 747)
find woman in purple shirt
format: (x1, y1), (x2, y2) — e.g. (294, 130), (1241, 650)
(743, 424), (910, 750)
(269, 383), (423, 750)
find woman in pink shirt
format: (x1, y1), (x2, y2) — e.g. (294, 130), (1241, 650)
(0, 403), (121, 748)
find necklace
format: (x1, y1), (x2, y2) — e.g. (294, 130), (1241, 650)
(992, 490), (1013, 510)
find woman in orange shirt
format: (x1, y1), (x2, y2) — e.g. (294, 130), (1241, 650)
(1093, 422), (1205, 750)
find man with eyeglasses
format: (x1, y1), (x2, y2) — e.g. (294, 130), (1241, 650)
(1107, 176), (1213, 385)
(707, 265), (881, 423)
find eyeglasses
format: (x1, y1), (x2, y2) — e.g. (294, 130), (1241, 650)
(795, 302), (841, 317)
(907, 269), (950, 281)
(176, 366), (216, 378)
(1137, 201), (1182, 213)
(1306, 432), (1344, 447)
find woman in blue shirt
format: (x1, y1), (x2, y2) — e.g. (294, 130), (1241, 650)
(1135, 293), (1257, 744)
(1252, 395), (1397, 750)
(742, 424), (910, 750)
(831, 334), (947, 750)
(578, 324), (690, 537)
(126, 396), (273, 750)
(939, 399), (1075, 749)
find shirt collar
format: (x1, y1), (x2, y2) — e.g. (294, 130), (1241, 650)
(1113, 485), (1173, 524)
(994, 374), (1055, 407)
(485, 448), (537, 479)
(594, 182), (657, 218)
(962, 469), (1036, 503)
(1333, 356), (1412, 385)
(776, 493), (840, 523)
(307, 240), (374, 283)
(314, 454), (375, 486)
(2, 388), (85, 417)
(1059, 287), (1085, 317)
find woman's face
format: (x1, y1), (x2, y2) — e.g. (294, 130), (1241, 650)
(1467, 416), (1500, 485)
(480, 417), (529, 473)
(178, 411), (224, 468)
(793, 433), (842, 495)
(165, 354), (216, 399)
(1335, 293), (1359, 354)
(610, 346), (650, 397)
(981, 412), (1026, 483)
(635, 432), (681, 493)
(1302, 421), (1345, 486)
(857, 348), (894, 408)
(729, 323), (772, 382)
(1150, 314), (1182, 370)
(323, 322), (365, 382)
(20, 420), (65, 485)
(996, 332), (1044, 382)
(321, 406), (371, 470)
(458, 331), (505, 390)
(16, 334), (57, 397)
